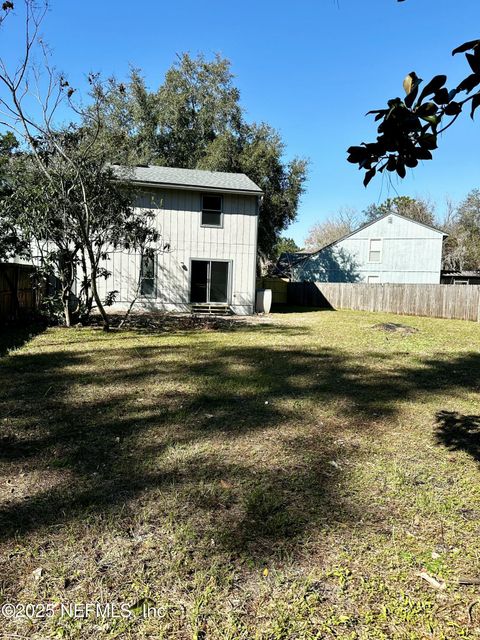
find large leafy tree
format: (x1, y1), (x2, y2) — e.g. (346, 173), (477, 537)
(450, 190), (480, 270)
(1, 133), (157, 326)
(363, 196), (436, 226)
(93, 54), (307, 259)
(0, 132), (24, 262)
(0, 1), (158, 329)
(348, 1), (480, 185)
(273, 236), (300, 259)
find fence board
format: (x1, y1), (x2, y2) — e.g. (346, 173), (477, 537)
(0, 264), (39, 322)
(257, 277), (289, 304)
(287, 282), (480, 322)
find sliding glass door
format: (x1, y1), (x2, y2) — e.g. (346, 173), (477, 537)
(190, 260), (230, 304)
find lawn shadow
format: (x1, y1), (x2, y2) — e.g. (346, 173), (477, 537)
(1, 324), (480, 564)
(434, 410), (480, 464)
(0, 323), (46, 358)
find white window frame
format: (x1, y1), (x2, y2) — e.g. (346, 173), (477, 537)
(190, 258), (232, 304)
(367, 275), (380, 284)
(368, 238), (383, 264)
(201, 194), (223, 228)
(140, 250), (156, 298)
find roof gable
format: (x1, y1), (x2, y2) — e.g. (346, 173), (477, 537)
(310, 211), (447, 256)
(276, 212), (448, 276)
(332, 212), (447, 246)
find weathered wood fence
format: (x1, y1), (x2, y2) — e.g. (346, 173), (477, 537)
(0, 264), (39, 323)
(256, 277), (288, 304)
(287, 282), (480, 322)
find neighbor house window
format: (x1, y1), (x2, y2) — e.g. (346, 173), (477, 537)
(369, 239), (382, 263)
(140, 251), (155, 296)
(367, 275), (380, 283)
(201, 194), (222, 227)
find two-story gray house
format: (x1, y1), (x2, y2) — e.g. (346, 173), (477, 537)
(288, 212), (447, 284)
(98, 166), (262, 315)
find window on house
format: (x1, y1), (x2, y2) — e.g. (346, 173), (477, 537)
(201, 194), (222, 227)
(367, 275), (380, 284)
(135, 191), (162, 209)
(369, 239), (382, 263)
(140, 251), (155, 296)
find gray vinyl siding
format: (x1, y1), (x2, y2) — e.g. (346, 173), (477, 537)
(294, 214), (445, 284)
(96, 187), (258, 314)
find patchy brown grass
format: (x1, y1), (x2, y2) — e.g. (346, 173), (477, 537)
(0, 309), (479, 639)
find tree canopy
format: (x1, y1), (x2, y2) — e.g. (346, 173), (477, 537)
(273, 236), (301, 259)
(93, 54), (308, 259)
(363, 196), (435, 226)
(443, 189), (480, 271)
(0, 132), (24, 262)
(0, 2), (158, 328)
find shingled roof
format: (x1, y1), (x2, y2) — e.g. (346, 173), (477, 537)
(112, 165), (262, 195)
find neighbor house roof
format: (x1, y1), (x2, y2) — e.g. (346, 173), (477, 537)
(302, 212), (447, 260)
(112, 164), (263, 196)
(314, 212), (448, 256)
(273, 250), (313, 277)
(274, 212), (448, 278)
(442, 270), (480, 277)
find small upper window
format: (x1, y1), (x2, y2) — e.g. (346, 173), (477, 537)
(201, 194), (222, 227)
(369, 239), (382, 263)
(140, 250), (155, 296)
(135, 191), (162, 209)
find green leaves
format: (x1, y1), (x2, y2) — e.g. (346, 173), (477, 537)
(417, 75), (447, 104)
(466, 52), (480, 75)
(363, 168), (376, 187)
(456, 73), (480, 94)
(349, 33), (480, 185)
(403, 72), (422, 108)
(470, 94), (480, 119)
(452, 40), (480, 56)
(444, 101), (462, 116)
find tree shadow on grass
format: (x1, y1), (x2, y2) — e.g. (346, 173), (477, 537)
(0, 324), (480, 563)
(434, 410), (480, 464)
(0, 323), (46, 358)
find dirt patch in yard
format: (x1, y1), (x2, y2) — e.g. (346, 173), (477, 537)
(372, 321), (419, 334)
(89, 311), (281, 333)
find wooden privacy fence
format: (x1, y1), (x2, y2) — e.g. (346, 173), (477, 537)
(256, 277), (288, 304)
(287, 282), (480, 322)
(0, 263), (39, 322)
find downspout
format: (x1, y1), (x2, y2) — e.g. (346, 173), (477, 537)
(252, 194), (262, 314)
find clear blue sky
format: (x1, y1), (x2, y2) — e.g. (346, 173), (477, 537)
(7, 0), (480, 245)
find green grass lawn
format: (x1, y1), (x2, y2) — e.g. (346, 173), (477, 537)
(1, 309), (479, 639)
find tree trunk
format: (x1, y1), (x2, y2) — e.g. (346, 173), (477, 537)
(62, 290), (71, 327)
(89, 259), (110, 331)
(80, 248), (94, 319)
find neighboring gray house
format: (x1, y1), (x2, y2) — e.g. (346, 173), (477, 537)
(287, 212), (447, 284)
(97, 166), (262, 315)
